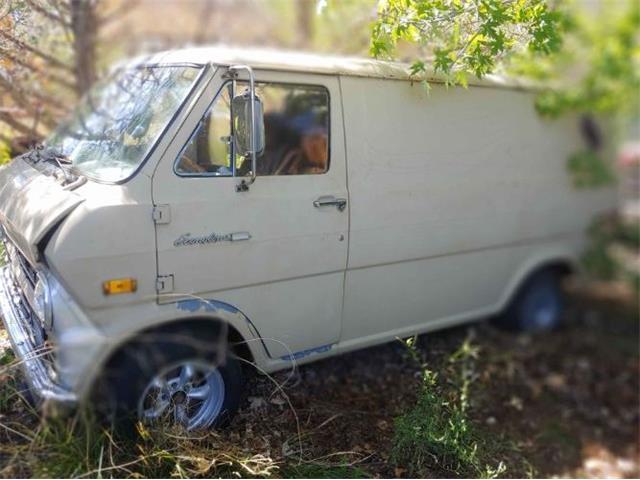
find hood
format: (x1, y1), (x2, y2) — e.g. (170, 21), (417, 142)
(0, 158), (85, 265)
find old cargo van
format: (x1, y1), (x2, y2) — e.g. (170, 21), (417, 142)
(0, 47), (614, 430)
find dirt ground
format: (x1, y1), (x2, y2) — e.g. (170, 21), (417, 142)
(0, 282), (638, 478)
(227, 282), (640, 478)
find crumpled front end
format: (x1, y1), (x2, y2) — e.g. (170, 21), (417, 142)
(0, 157), (85, 265)
(0, 228), (108, 408)
(0, 227), (75, 405)
(0, 155), (108, 409)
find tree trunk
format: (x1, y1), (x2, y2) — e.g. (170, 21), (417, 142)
(70, 0), (98, 95)
(296, 0), (314, 48)
(193, 0), (216, 44)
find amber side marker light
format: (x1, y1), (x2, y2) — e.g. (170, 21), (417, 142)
(103, 278), (137, 295)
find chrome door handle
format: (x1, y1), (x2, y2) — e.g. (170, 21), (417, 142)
(313, 196), (347, 211)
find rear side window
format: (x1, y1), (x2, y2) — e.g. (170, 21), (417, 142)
(175, 82), (330, 176)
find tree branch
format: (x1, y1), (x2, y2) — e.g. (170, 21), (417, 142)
(0, 46), (77, 91)
(30, 89), (71, 113)
(23, 0), (71, 28)
(0, 111), (40, 137)
(0, 76), (59, 129)
(0, 30), (74, 73)
(0, 70), (72, 113)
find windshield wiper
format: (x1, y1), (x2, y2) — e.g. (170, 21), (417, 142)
(23, 145), (81, 186)
(24, 143), (68, 161)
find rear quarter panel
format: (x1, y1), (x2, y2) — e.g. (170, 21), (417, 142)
(338, 76), (615, 343)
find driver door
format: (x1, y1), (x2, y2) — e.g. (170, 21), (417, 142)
(151, 68), (349, 359)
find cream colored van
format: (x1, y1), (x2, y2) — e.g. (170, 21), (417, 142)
(0, 47), (614, 430)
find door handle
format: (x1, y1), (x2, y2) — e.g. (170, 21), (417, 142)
(313, 195), (347, 211)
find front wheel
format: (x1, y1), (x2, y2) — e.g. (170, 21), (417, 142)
(137, 358), (238, 430)
(98, 328), (243, 432)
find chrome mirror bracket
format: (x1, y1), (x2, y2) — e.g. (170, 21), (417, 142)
(227, 64), (257, 192)
(236, 179), (249, 192)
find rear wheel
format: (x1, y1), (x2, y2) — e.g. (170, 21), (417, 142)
(98, 325), (243, 432)
(496, 269), (565, 332)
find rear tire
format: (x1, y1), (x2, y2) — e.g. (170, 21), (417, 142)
(495, 269), (565, 332)
(96, 324), (243, 432)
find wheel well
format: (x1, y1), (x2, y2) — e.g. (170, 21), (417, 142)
(102, 317), (255, 371)
(539, 260), (575, 280)
(518, 260), (576, 292)
(501, 258), (576, 313)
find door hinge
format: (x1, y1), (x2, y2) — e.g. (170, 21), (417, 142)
(156, 275), (174, 294)
(152, 205), (171, 224)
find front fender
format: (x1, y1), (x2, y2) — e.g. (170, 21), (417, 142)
(75, 297), (271, 399)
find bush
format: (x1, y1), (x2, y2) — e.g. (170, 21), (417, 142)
(582, 213), (640, 289)
(391, 337), (506, 478)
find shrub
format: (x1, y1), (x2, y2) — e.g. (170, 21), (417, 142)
(392, 336), (506, 478)
(582, 213), (640, 289)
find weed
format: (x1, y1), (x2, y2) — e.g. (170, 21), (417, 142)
(13, 415), (281, 478)
(31, 415), (111, 478)
(0, 374), (279, 478)
(0, 348), (14, 366)
(391, 335), (507, 478)
(0, 351), (30, 413)
(0, 377), (21, 413)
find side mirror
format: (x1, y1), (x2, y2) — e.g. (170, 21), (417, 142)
(232, 90), (265, 156)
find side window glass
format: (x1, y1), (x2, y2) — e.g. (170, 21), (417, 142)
(235, 83), (330, 176)
(176, 83), (233, 175)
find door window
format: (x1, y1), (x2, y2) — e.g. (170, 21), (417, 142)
(175, 81), (330, 176)
(175, 83), (234, 176)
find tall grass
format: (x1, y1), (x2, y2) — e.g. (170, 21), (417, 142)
(0, 362), (279, 478)
(0, 412), (281, 478)
(391, 335), (507, 478)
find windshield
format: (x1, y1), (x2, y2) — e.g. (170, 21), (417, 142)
(47, 65), (202, 182)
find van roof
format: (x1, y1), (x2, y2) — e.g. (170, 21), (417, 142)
(135, 46), (536, 91)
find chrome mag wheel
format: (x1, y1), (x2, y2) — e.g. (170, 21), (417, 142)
(138, 360), (226, 431)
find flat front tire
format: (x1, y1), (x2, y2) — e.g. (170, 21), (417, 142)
(97, 326), (243, 432)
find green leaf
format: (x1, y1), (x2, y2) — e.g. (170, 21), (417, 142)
(567, 150), (616, 189)
(409, 60), (427, 76)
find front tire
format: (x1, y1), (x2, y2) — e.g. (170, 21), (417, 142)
(98, 325), (243, 432)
